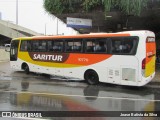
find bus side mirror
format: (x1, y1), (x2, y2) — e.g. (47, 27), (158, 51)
(5, 44), (11, 52)
(5, 47), (10, 52)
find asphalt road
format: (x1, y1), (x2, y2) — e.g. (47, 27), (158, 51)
(0, 62), (160, 120)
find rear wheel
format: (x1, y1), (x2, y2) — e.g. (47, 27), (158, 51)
(84, 70), (99, 85)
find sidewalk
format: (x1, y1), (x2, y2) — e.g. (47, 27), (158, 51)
(153, 63), (160, 83)
(0, 48), (9, 62)
(0, 61), (12, 77)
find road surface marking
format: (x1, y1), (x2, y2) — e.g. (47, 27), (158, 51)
(1, 91), (160, 102)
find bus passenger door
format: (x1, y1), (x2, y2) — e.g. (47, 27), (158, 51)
(10, 40), (19, 61)
(145, 37), (156, 77)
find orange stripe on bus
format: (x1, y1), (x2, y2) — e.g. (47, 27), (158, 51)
(65, 54), (112, 66)
(31, 33), (130, 40)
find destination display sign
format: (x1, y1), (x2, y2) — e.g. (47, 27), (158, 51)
(67, 17), (92, 28)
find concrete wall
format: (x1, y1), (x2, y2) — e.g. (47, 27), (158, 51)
(0, 20), (41, 37)
(0, 23), (25, 38)
(0, 48), (10, 61)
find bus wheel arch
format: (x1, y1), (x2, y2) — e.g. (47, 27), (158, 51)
(21, 63), (30, 74)
(84, 69), (99, 85)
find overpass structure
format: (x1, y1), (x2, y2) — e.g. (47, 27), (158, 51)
(0, 20), (41, 45)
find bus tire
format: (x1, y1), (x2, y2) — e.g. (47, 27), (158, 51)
(22, 63), (30, 74)
(84, 70), (99, 85)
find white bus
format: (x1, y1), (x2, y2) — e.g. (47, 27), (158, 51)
(9, 30), (156, 86)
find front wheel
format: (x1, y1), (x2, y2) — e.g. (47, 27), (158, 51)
(24, 64), (29, 74)
(84, 70), (99, 85)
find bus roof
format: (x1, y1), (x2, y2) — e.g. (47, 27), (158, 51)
(12, 30), (154, 40)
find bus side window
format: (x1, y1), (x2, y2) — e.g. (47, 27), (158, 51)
(65, 40), (82, 52)
(27, 41), (31, 51)
(48, 41), (53, 51)
(94, 41), (106, 52)
(86, 41), (93, 52)
(53, 41), (63, 52)
(38, 41), (47, 52)
(58, 42), (63, 52)
(66, 46), (72, 51)
(93, 40), (107, 53)
(20, 41), (31, 51)
(66, 41), (73, 52)
(111, 37), (137, 55)
(32, 41), (39, 51)
(72, 41), (82, 52)
(86, 40), (107, 53)
(111, 40), (120, 53)
(20, 41), (27, 51)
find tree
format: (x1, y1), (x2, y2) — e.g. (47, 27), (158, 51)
(43, 0), (149, 16)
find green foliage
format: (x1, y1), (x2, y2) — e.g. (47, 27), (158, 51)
(101, 0), (148, 16)
(43, 0), (74, 14)
(82, 0), (101, 12)
(43, 0), (63, 14)
(111, 0), (148, 16)
(43, 0), (149, 16)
